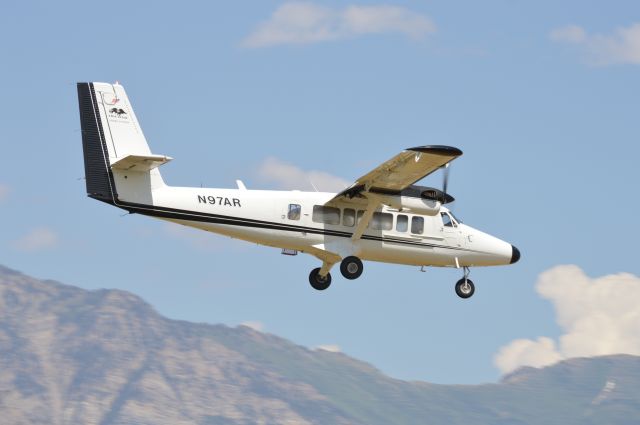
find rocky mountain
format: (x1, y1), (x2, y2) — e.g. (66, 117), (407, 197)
(0, 264), (639, 424)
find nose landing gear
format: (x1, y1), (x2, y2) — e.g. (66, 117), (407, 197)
(455, 267), (475, 299)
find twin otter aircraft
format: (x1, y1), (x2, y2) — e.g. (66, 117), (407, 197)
(77, 82), (520, 298)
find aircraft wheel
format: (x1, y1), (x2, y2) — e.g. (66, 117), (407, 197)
(309, 268), (332, 291)
(455, 278), (475, 299)
(340, 256), (363, 280)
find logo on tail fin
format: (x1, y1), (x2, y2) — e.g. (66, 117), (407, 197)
(109, 108), (127, 116)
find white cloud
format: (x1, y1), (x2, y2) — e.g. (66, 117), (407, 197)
(257, 156), (350, 192)
(549, 25), (586, 43)
(242, 2), (436, 48)
(495, 265), (640, 375)
(342, 5), (435, 39)
(494, 337), (563, 375)
(314, 344), (341, 353)
(13, 227), (58, 252)
(550, 23), (640, 65)
(0, 184), (9, 202)
(239, 321), (264, 332)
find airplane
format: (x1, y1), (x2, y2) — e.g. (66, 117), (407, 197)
(77, 82), (520, 298)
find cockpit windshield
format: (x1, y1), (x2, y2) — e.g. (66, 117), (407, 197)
(441, 212), (454, 227)
(441, 211), (462, 228)
(449, 211), (462, 224)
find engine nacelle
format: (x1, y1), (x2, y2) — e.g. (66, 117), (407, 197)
(376, 194), (441, 216)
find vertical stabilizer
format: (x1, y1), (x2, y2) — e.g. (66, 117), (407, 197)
(77, 82), (166, 206)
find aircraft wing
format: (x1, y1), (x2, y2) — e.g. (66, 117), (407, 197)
(334, 145), (462, 200)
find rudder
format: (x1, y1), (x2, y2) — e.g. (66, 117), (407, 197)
(77, 82), (118, 202)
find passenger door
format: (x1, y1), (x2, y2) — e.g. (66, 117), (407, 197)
(440, 212), (463, 248)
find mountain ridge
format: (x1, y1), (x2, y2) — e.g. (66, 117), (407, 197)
(1, 264), (638, 424)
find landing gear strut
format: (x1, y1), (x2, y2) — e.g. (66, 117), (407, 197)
(309, 267), (332, 291)
(455, 267), (475, 299)
(340, 256), (363, 280)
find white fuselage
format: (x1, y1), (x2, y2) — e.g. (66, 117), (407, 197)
(137, 185), (513, 269)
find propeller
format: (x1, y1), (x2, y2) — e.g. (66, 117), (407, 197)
(442, 163), (450, 197)
(442, 163), (455, 210)
(415, 163), (456, 204)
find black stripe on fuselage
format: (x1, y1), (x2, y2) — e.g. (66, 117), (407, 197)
(109, 199), (483, 253)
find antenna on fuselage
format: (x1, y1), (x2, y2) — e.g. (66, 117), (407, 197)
(309, 179), (319, 192)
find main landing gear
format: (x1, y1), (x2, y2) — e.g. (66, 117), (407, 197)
(340, 256), (363, 280)
(455, 266), (475, 299)
(309, 268), (332, 291)
(308, 256), (364, 290)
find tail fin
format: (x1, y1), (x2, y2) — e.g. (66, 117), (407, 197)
(77, 82), (169, 205)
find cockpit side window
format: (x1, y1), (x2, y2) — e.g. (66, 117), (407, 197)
(441, 212), (456, 227)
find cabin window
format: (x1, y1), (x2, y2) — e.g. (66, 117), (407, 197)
(370, 212), (393, 231)
(356, 210), (365, 225)
(411, 216), (424, 234)
(396, 214), (408, 232)
(441, 212), (455, 227)
(288, 204), (301, 220)
(312, 205), (340, 225)
(343, 208), (356, 227)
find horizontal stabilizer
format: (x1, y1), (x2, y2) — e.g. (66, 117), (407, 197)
(110, 154), (173, 172)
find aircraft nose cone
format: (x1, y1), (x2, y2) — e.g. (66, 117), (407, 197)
(510, 245), (521, 264)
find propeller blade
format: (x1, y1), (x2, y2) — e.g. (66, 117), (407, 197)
(442, 163), (450, 196)
(442, 163), (455, 210)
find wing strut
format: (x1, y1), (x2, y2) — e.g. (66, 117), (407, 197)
(351, 197), (379, 241)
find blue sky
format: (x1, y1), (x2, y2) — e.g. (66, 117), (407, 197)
(1, 0), (639, 384)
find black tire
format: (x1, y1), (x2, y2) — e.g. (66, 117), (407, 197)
(340, 256), (364, 280)
(309, 268), (332, 291)
(455, 278), (475, 299)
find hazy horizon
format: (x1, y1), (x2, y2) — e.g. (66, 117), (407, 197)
(1, 0), (639, 384)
